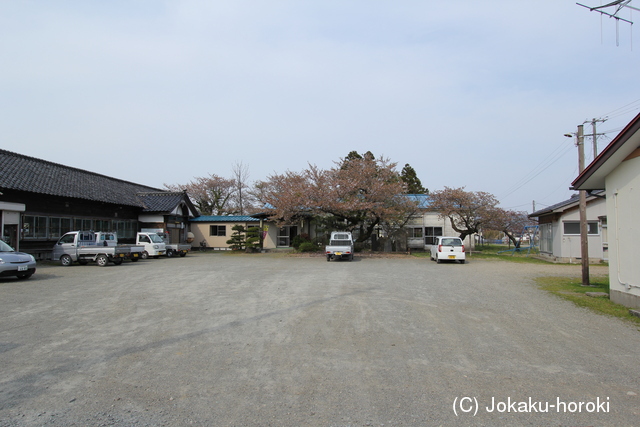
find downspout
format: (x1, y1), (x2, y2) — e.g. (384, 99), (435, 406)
(613, 191), (640, 291)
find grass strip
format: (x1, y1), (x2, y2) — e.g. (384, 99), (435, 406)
(536, 276), (640, 327)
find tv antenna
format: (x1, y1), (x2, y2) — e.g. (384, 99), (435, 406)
(577, 1), (638, 46)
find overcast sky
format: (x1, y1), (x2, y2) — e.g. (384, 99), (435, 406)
(2, 1), (639, 212)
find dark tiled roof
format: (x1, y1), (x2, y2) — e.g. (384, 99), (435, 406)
(138, 192), (188, 212)
(0, 149), (163, 207)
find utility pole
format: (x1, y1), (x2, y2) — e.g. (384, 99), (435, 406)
(577, 125), (590, 287)
(584, 117), (607, 160)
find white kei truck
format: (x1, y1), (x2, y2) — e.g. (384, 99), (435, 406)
(94, 232), (145, 262)
(324, 231), (355, 262)
(140, 229), (190, 258)
(135, 231), (167, 259)
(52, 231), (131, 267)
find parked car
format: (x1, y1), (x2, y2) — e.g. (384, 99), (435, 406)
(430, 236), (466, 264)
(0, 240), (37, 279)
(325, 231), (354, 262)
(135, 232), (167, 259)
(52, 231), (131, 267)
(94, 232), (144, 262)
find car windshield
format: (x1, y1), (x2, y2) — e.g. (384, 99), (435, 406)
(150, 234), (164, 243)
(441, 238), (462, 246)
(0, 241), (16, 252)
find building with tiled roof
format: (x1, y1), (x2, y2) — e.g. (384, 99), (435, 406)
(189, 215), (261, 251)
(0, 149), (197, 256)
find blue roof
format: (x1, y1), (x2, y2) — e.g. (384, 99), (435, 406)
(405, 194), (431, 208)
(190, 215), (260, 222)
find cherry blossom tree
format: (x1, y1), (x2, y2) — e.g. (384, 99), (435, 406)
(255, 154), (419, 243)
(165, 174), (236, 215)
(484, 208), (534, 247)
(428, 186), (499, 241)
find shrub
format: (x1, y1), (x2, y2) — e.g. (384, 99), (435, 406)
(298, 241), (317, 252)
(292, 233), (311, 249)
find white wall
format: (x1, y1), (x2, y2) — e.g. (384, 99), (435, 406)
(406, 212), (474, 250)
(138, 214), (165, 223)
(551, 198), (607, 262)
(606, 156), (640, 307)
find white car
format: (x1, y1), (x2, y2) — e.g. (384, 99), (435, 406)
(430, 236), (466, 264)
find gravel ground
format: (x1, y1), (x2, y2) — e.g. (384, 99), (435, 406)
(0, 252), (637, 426)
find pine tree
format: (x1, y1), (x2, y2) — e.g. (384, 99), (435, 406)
(400, 164), (427, 194)
(245, 226), (261, 252)
(226, 225), (246, 251)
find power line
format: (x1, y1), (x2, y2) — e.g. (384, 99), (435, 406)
(498, 142), (574, 200)
(601, 98), (640, 119)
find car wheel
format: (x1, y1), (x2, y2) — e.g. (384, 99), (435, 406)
(166, 249), (174, 258)
(96, 255), (109, 267)
(436, 258), (441, 264)
(459, 259), (465, 264)
(179, 252), (187, 257)
(112, 258), (123, 266)
(131, 258), (139, 262)
(60, 255), (73, 267)
(141, 251), (149, 260)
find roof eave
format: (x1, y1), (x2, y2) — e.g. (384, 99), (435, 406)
(572, 112), (640, 191)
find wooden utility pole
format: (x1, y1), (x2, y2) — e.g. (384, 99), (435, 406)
(577, 125), (590, 286)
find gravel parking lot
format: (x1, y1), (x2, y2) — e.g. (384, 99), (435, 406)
(0, 253), (638, 426)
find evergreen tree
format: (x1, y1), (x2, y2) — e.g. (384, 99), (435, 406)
(226, 225), (247, 250)
(400, 164), (427, 194)
(245, 226), (261, 252)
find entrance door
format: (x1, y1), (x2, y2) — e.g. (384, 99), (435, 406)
(2, 224), (18, 248)
(277, 226), (298, 247)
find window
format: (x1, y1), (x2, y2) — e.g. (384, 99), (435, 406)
(95, 220), (111, 232)
(210, 225), (226, 236)
(58, 233), (76, 244)
(78, 232), (94, 242)
(563, 221), (599, 235)
(408, 228), (423, 238)
(277, 226), (297, 247)
(22, 215), (47, 239)
(440, 237), (462, 246)
(424, 227), (443, 245)
(21, 215), (131, 240)
(114, 220), (137, 239)
(74, 218), (94, 231)
(49, 217), (73, 238)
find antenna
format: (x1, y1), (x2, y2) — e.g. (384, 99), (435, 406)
(577, 1), (637, 46)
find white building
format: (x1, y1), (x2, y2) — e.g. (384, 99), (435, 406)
(530, 191), (607, 263)
(572, 112), (640, 309)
